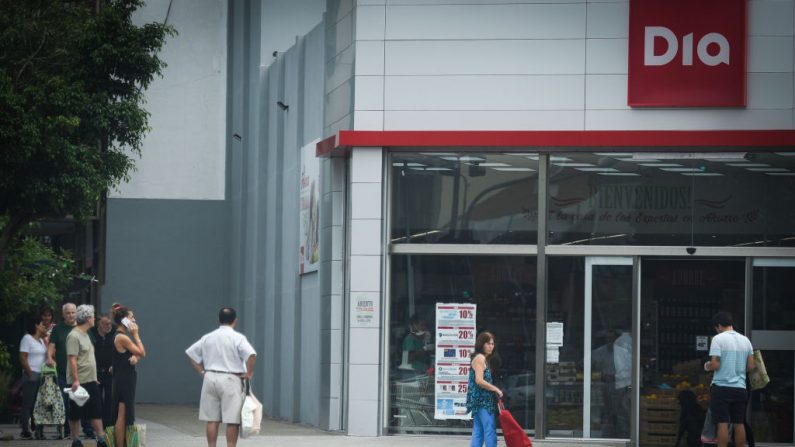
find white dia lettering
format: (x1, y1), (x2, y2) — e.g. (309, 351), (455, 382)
(644, 26), (730, 66)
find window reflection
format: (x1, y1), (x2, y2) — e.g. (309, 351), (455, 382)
(391, 153), (539, 244)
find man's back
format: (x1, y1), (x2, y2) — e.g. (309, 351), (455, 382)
(709, 330), (753, 388)
(187, 326), (254, 374)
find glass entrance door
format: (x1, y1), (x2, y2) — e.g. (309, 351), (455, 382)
(584, 257), (634, 439)
(750, 259), (795, 445)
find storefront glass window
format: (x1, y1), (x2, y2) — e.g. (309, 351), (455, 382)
(388, 255), (537, 433)
(639, 259), (745, 446)
(753, 265), (795, 330)
(391, 153), (539, 244)
(548, 152), (795, 246)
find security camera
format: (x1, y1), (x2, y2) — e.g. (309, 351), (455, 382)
(686, 247), (696, 255)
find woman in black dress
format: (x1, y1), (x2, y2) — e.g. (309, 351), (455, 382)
(112, 306), (146, 447)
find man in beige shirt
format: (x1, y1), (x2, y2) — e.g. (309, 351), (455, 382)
(66, 305), (106, 447)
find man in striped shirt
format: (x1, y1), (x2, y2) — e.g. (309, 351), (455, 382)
(704, 311), (755, 447)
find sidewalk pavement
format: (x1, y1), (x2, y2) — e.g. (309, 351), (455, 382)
(0, 404), (619, 446)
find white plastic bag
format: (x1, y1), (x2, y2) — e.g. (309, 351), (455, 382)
(240, 381), (263, 438)
(63, 386), (89, 407)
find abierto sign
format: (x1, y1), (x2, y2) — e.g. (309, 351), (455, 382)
(628, 0), (746, 107)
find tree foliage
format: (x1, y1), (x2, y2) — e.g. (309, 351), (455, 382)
(0, 0), (175, 271)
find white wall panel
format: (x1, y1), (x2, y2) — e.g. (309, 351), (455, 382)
(585, 39), (628, 74)
(349, 327), (381, 363)
(350, 184), (382, 219)
(749, 0), (794, 36)
(384, 40), (585, 75)
(355, 41), (385, 76)
(384, 110), (585, 130)
(351, 220), (382, 255)
(348, 364), (380, 400)
(356, 5), (386, 40)
(354, 76), (385, 110)
(386, 0), (585, 4)
(586, 109), (794, 130)
(749, 36), (794, 72)
(351, 149), (384, 183)
(325, 80), (354, 125)
(385, 75), (584, 110)
(748, 73), (794, 108)
(326, 10), (353, 62)
(586, 2), (628, 38)
(384, 4), (586, 40)
(347, 399), (379, 436)
(353, 111), (385, 130)
(585, 75), (628, 109)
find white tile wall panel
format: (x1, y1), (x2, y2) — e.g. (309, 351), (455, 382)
(325, 45), (354, 94)
(351, 183), (382, 219)
(325, 79), (354, 125)
(585, 39), (628, 74)
(355, 40), (385, 76)
(384, 4), (586, 40)
(331, 191), (345, 225)
(331, 259), (344, 294)
(351, 149), (384, 183)
(586, 2), (629, 38)
(327, 366), (341, 399)
(585, 74), (628, 109)
(384, 110), (585, 130)
(356, 5), (386, 41)
(353, 111), (385, 130)
(349, 254), (382, 291)
(325, 11), (354, 62)
(354, 76), (385, 110)
(748, 73), (794, 109)
(351, 220), (383, 255)
(329, 328), (343, 364)
(348, 364), (380, 400)
(330, 293), (342, 330)
(586, 109), (794, 130)
(384, 40), (586, 76)
(349, 327), (381, 364)
(384, 75), (585, 110)
(347, 399), (379, 436)
(331, 226), (344, 261)
(749, 0), (794, 36)
(748, 36), (794, 72)
(357, 0), (385, 5)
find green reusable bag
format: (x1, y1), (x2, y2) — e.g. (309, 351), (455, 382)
(104, 426), (117, 447)
(126, 424), (146, 447)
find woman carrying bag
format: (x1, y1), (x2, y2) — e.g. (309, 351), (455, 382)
(466, 331), (503, 447)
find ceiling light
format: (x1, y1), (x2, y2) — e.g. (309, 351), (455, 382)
(639, 163), (682, 167)
(493, 167), (536, 172)
(424, 167), (453, 171)
(632, 152), (747, 160)
(727, 163), (769, 167)
(421, 152), (457, 156)
(441, 156), (484, 162)
(747, 168), (789, 172)
(550, 156), (572, 162)
(575, 167), (618, 172)
(766, 172), (795, 176)
(599, 172), (641, 176)
(681, 173), (723, 176)
(593, 153), (634, 157)
(774, 152), (795, 156)
(661, 168), (704, 172)
(470, 162), (510, 167)
(552, 163), (594, 167)
(504, 153), (538, 157)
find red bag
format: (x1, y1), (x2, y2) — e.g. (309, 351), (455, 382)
(498, 399), (533, 447)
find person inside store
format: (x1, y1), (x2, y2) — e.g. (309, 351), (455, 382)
(466, 331), (503, 447)
(18, 314), (48, 440)
(112, 305), (145, 447)
(590, 327), (631, 438)
(40, 305), (55, 344)
(398, 314), (433, 375)
(703, 311), (754, 447)
(90, 313), (116, 428)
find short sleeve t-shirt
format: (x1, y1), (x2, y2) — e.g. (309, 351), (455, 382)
(66, 329), (97, 384)
(50, 322), (74, 378)
(709, 330), (753, 388)
(20, 334), (47, 373)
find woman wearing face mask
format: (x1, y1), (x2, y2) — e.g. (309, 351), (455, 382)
(111, 305), (146, 447)
(466, 331), (502, 447)
(401, 314), (432, 374)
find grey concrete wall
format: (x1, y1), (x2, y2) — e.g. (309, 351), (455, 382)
(102, 198), (229, 404)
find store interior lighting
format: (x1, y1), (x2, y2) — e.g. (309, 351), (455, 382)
(631, 152), (748, 160)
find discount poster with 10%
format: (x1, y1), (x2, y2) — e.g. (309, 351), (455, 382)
(434, 303), (477, 420)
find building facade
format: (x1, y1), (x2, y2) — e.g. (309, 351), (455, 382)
(103, 0), (795, 445)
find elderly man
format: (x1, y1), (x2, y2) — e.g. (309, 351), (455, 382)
(186, 307), (257, 447)
(66, 305), (107, 447)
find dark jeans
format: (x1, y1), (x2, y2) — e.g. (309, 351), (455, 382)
(20, 373), (40, 433)
(98, 371), (113, 427)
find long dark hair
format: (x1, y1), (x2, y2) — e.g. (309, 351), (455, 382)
(470, 331), (496, 360)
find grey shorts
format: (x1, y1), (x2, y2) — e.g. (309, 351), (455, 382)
(199, 372), (245, 424)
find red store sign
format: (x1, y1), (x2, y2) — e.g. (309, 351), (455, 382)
(628, 0), (747, 107)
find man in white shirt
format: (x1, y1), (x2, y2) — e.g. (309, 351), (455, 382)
(186, 307), (257, 447)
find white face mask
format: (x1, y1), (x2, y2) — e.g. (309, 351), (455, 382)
(413, 330), (427, 336)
